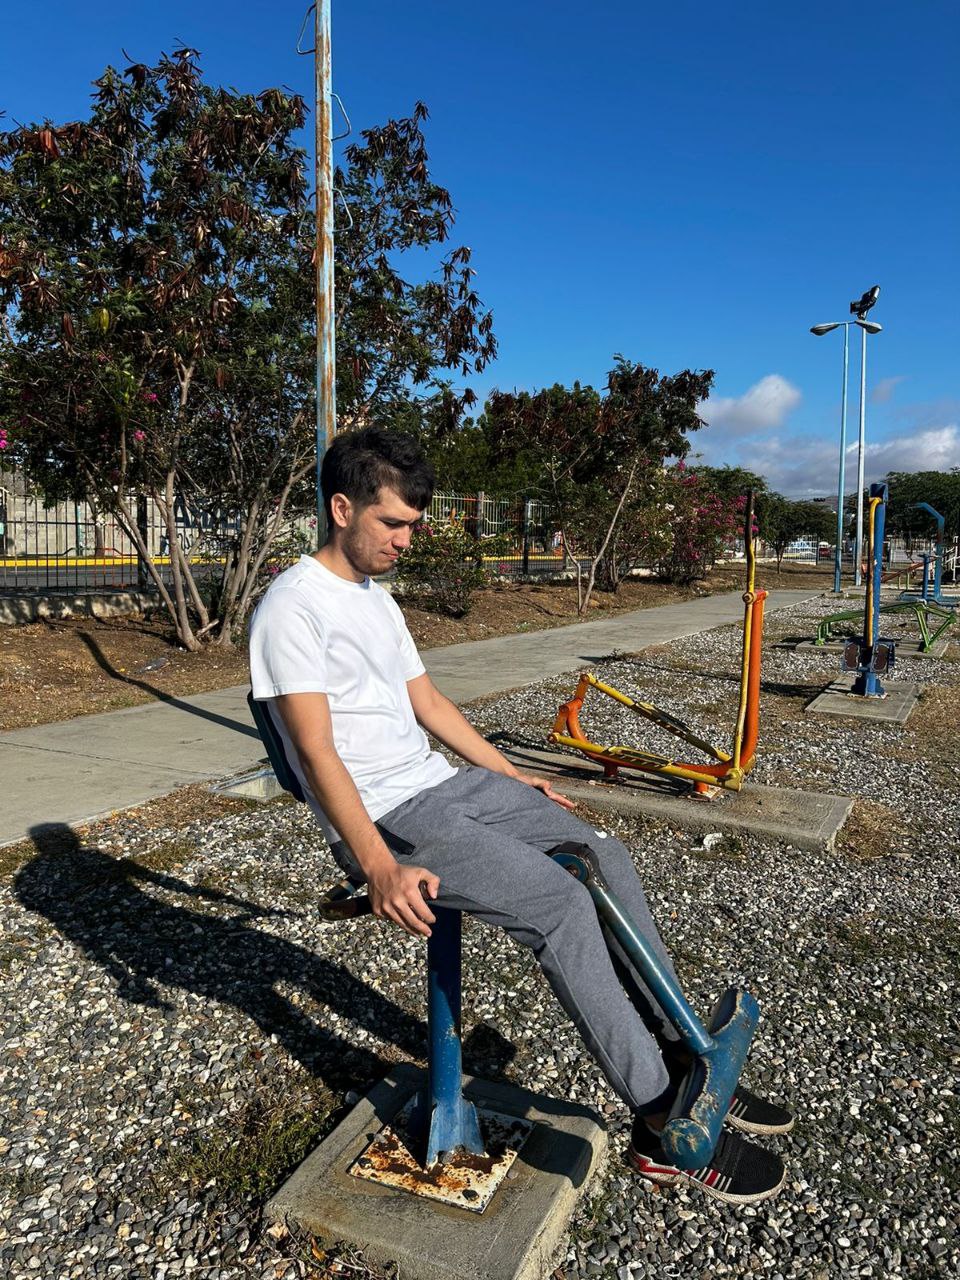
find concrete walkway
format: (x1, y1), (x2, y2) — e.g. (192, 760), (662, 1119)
(1, 589), (815, 846)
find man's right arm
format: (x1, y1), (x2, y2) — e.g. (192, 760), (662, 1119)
(274, 691), (439, 937)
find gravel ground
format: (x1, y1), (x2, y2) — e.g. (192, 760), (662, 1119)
(2, 595), (958, 1279)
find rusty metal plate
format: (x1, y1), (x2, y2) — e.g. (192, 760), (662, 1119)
(348, 1105), (533, 1212)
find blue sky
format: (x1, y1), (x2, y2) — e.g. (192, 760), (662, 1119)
(3, 1), (958, 495)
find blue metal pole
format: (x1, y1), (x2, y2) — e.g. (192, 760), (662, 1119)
(914, 503), (946, 602)
(834, 324), (850, 593)
(409, 908), (484, 1167)
(854, 324), (868, 588)
(546, 847), (758, 1170)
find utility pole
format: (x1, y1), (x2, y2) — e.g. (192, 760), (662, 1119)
(314, 0), (336, 544)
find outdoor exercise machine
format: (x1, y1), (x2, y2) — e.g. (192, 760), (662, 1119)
(839, 482), (895, 697)
(549, 493), (766, 798)
(899, 502), (960, 607)
(247, 697), (761, 1177)
(814, 597), (955, 655)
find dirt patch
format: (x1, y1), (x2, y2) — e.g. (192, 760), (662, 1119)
(0, 615), (252, 731)
(0, 561), (832, 732)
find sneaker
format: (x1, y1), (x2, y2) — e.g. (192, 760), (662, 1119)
(663, 1055), (795, 1137)
(627, 1120), (786, 1205)
(726, 1084), (794, 1136)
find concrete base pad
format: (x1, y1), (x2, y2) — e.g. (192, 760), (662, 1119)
(210, 767), (287, 802)
(487, 737), (853, 852)
(805, 678), (919, 723)
(267, 1064), (606, 1280)
(780, 638), (949, 660)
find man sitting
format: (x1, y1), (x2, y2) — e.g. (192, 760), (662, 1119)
(249, 427), (792, 1204)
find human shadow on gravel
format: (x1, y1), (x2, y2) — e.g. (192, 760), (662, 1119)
(16, 823), (429, 1095)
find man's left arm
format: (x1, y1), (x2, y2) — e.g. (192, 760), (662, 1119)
(407, 672), (575, 810)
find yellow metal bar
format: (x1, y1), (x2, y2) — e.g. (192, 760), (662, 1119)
(865, 497), (880, 646)
(731, 492), (756, 771)
(582, 672), (730, 763)
(550, 732), (745, 790)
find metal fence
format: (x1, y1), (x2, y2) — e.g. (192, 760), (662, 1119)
(426, 492), (565, 575)
(0, 471), (564, 594)
(0, 468), (247, 594)
(9, 463), (952, 597)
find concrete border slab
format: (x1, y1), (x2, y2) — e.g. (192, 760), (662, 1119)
(0, 589), (161, 625)
(805, 679), (919, 723)
(210, 768), (286, 802)
(777, 638), (949, 661)
(267, 1064), (606, 1280)
(486, 737), (853, 852)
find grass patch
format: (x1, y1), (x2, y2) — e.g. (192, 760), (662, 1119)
(0, 1166), (44, 1201)
(0, 935), (34, 973)
(158, 1076), (339, 1207)
(688, 833), (749, 863)
(135, 837), (196, 872)
(0, 840), (32, 883)
(836, 799), (910, 862)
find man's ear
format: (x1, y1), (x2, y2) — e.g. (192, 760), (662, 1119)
(329, 492), (353, 529)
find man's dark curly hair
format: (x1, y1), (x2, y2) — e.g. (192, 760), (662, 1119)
(320, 427), (435, 522)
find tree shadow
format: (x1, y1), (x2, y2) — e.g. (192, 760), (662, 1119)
(78, 632), (261, 740)
(15, 823), (427, 1094)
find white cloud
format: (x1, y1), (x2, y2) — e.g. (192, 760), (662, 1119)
(726, 424), (960, 498)
(691, 373), (960, 495)
(699, 374), (802, 437)
(870, 375), (906, 405)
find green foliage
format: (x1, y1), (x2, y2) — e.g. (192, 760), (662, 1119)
(395, 519), (507, 617)
(694, 465), (769, 506)
(756, 493), (836, 568)
(483, 357), (715, 611)
(884, 470), (960, 540)
(0, 54), (495, 647)
(658, 463), (745, 584)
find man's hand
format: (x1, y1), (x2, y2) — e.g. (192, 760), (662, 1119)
(515, 772), (577, 810)
(367, 861), (440, 937)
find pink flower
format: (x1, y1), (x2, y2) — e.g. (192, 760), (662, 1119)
(0, 440), (8, 450)
(133, 430), (146, 442)
(142, 391), (158, 403)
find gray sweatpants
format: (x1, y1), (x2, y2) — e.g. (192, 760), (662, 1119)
(331, 766), (684, 1114)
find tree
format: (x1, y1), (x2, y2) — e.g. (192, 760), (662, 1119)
(657, 463), (746, 584)
(0, 53), (495, 647)
(756, 494), (836, 570)
(694, 465), (769, 508)
(884, 469), (960, 541)
(484, 358), (714, 613)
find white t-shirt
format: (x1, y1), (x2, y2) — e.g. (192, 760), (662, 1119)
(248, 554), (456, 843)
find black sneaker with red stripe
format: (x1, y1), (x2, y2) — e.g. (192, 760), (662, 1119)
(627, 1120), (786, 1204)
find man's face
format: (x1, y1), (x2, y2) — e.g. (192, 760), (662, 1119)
(334, 485), (423, 577)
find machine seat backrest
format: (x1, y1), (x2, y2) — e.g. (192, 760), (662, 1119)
(246, 691), (306, 802)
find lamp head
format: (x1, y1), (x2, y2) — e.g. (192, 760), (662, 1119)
(855, 319), (882, 334)
(810, 322), (841, 336)
(850, 285), (881, 319)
